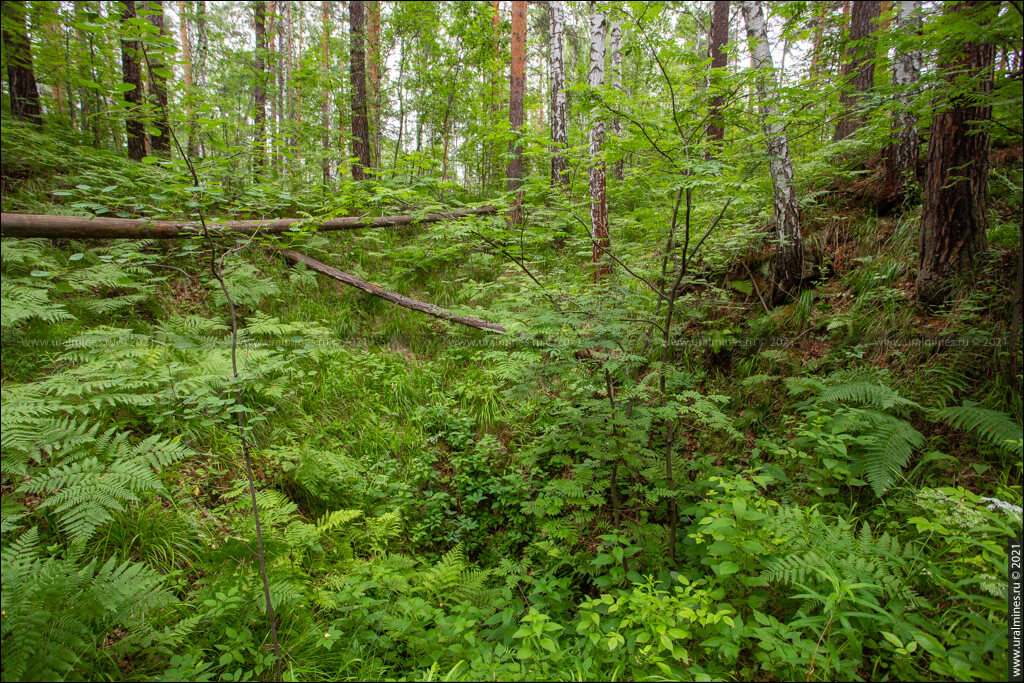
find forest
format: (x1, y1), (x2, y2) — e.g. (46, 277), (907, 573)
(0, 0), (1022, 680)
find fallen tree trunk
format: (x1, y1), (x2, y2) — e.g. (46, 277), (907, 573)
(0, 207), (496, 240)
(278, 248), (506, 334)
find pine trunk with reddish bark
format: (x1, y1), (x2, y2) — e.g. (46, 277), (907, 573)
(706, 0), (729, 150)
(507, 0), (527, 224)
(833, 0), (880, 142)
(917, 1), (994, 306)
(253, 1), (267, 173)
(145, 1), (170, 156)
(120, 1), (146, 160)
(349, 0), (371, 179)
(2, 1), (42, 125)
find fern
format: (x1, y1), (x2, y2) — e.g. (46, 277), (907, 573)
(931, 402), (1023, 456)
(1, 528), (174, 682)
(15, 429), (190, 544)
(0, 277), (75, 328)
(857, 415), (925, 496)
(816, 382), (920, 410)
(762, 508), (924, 612)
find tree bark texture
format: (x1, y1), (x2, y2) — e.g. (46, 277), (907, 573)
(279, 249), (506, 333)
(883, 0), (921, 204)
(120, 1), (146, 160)
(588, 1), (610, 280)
(706, 0), (729, 148)
(742, 0), (802, 304)
(349, 0), (371, 179)
(507, 0), (527, 224)
(833, 0), (880, 142)
(0, 207), (498, 240)
(145, 1), (170, 156)
(917, 1), (994, 306)
(585, 2), (606, 278)
(321, 0), (331, 184)
(548, 0), (569, 188)
(253, 1), (267, 172)
(2, 1), (42, 125)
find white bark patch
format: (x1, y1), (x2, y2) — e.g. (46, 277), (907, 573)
(549, 0), (569, 183)
(741, 0), (800, 248)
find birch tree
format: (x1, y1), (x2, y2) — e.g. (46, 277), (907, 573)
(588, 0), (610, 279)
(883, 0), (922, 203)
(548, 0), (569, 188)
(742, 0), (802, 303)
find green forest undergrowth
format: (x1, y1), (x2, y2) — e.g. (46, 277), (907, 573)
(2, 112), (1021, 682)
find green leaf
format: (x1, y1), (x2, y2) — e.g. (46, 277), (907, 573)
(712, 560), (740, 577)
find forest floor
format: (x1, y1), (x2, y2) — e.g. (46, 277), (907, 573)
(1, 115), (1022, 681)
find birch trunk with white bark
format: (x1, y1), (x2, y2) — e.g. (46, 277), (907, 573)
(549, 0), (569, 188)
(589, 1), (610, 280)
(742, 0), (802, 304)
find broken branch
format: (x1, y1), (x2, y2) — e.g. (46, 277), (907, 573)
(278, 248), (506, 334)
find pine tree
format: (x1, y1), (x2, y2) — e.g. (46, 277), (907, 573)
(2, 0), (42, 125)
(917, 0), (995, 305)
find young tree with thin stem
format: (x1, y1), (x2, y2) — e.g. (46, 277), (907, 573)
(367, 0), (382, 169)
(321, 0), (331, 185)
(178, 0), (199, 158)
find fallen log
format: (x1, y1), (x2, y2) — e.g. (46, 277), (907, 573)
(278, 248), (506, 334)
(0, 207), (497, 240)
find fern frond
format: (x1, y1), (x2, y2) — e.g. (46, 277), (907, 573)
(855, 417), (923, 496)
(931, 403), (1023, 455)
